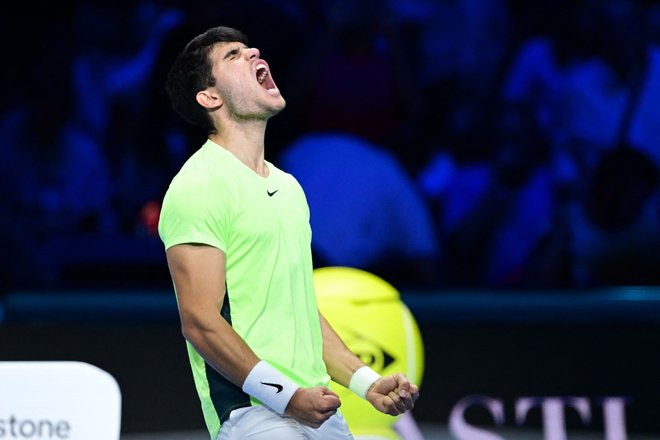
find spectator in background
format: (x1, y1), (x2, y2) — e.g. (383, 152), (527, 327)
(480, 107), (570, 288)
(0, 58), (115, 236)
(71, 0), (183, 140)
(500, 1), (597, 195)
(386, 0), (513, 174)
(289, 0), (422, 159)
(418, 103), (569, 288)
(567, 147), (660, 286)
(625, 1), (660, 171)
(0, 49), (115, 288)
(70, 0), (184, 231)
(418, 121), (498, 286)
(502, 0), (658, 188)
(279, 132), (441, 288)
(557, 0), (650, 171)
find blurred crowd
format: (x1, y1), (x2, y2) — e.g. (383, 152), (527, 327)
(1, 0), (659, 292)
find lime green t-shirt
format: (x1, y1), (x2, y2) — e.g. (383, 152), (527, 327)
(158, 140), (330, 438)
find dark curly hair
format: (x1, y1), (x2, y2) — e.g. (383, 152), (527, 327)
(165, 26), (248, 134)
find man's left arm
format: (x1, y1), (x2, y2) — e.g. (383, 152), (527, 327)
(318, 312), (419, 415)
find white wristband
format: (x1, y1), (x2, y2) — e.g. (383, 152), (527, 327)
(349, 366), (381, 399)
(241, 361), (299, 414)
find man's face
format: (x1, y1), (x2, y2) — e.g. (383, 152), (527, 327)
(208, 42), (286, 120)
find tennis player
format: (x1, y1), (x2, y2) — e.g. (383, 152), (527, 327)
(158, 26), (419, 439)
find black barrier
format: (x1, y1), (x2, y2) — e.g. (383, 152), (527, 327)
(1, 287), (659, 437)
(413, 324), (660, 438)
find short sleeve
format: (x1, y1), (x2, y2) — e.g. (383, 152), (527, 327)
(158, 172), (230, 252)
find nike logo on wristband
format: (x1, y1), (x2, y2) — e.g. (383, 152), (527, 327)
(260, 381), (284, 393)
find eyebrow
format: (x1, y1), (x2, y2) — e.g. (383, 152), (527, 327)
(223, 45), (246, 60)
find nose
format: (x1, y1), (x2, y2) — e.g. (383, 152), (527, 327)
(245, 47), (260, 60)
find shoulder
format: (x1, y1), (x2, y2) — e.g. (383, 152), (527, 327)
(162, 153), (240, 223)
(168, 146), (237, 193)
(268, 161), (304, 188)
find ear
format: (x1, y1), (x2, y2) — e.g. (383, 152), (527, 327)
(196, 89), (223, 110)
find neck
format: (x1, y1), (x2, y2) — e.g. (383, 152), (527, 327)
(210, 118), (269, 176)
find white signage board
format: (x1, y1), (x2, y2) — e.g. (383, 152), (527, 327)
(0, 361), (121, 440)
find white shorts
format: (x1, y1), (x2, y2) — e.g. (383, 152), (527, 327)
(216, 405), (354, 440)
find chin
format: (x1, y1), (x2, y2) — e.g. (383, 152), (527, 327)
(269, 97), (287, 116)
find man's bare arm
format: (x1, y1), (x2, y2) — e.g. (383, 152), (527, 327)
(318, 312), (366, 387)
(319, 311), (419, 415)
(166, 243), (259, 385)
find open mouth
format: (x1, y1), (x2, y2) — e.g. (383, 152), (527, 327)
(255, 62), (278, 93)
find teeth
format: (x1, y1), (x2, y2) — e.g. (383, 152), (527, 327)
(257, 67), (268, 84)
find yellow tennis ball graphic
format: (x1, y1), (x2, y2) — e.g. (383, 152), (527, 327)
(314, 267), (425, 440)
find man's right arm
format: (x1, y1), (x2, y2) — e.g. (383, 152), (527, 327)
(165, 243), (340, 427)
(166, 243), (260, 385)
